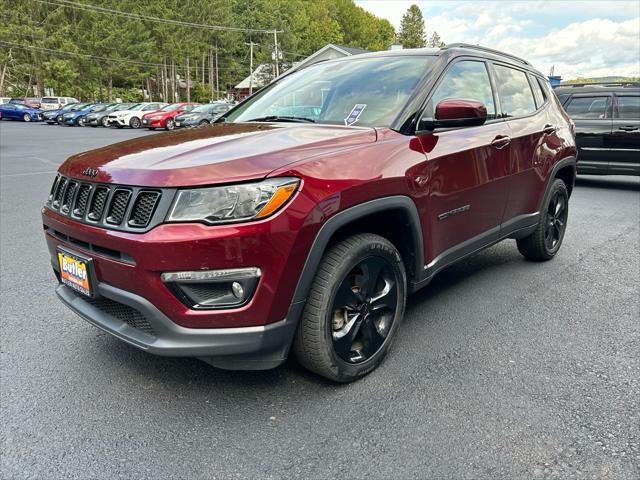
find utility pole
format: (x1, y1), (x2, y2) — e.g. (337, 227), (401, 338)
(273, 30), (279, 77)
(215, 44), (219, 99)
(185, 55), (190, 102)
(245, 40), (259, 96)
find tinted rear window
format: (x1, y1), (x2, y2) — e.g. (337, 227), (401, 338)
(493, 65), (537, 117)
(565, 96), (610, 119)
(42, 97), (60, 103)
(617, 96), (640, 119)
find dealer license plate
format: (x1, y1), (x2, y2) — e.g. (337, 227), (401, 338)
(57, 248), (93, 297)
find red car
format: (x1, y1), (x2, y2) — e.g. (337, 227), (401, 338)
(141, 102), (198, 130)
(42, 44), (577, 382)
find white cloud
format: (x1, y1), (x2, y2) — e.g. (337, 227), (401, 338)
(356, 0), (640, 79)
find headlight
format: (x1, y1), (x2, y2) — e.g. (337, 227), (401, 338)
(167, 177), (299, 225)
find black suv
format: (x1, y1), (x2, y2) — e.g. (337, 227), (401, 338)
(554, 83), (639, 175)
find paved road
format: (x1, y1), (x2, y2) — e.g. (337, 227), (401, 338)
(1, 121), (639, 479)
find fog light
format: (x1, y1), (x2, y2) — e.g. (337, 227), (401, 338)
(231, 281), (244, 299)
(161, 267), (260, 310)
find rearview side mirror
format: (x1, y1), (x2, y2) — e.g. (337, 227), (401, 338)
(418, 99), (488, 133)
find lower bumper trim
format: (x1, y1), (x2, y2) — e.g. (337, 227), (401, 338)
(56, 282), (300, 370)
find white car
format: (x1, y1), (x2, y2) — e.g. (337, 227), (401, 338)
(107, 102), (167, 129)
(40, 96), (79, 111)
(0, 97), (11, 105)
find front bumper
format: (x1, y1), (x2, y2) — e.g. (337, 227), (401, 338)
(142, 117), (163, 128)
(56, 281), (299, 369)
(108, 116), (127, 126)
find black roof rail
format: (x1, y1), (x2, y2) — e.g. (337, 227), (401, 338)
(443, 43), (531, 66)
(555, 82), (640, 88)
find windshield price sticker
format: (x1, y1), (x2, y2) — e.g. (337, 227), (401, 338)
(344, 104), (367, 126)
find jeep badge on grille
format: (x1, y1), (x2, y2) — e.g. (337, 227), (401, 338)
(81, 167), (99, 178)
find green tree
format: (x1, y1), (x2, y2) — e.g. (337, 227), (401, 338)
(398, 4), (426, 49)
(427, 32), (445, 48)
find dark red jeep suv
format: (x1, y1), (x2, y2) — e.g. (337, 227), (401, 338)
(43, 44), (577, 382)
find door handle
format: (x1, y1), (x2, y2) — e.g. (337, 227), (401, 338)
(618, 126), (639, 131)
(491, 135), (511, 149)
(542, 124), (557, 135)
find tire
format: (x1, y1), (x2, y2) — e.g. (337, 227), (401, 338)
(517, 178), (569, 261)
(129, 117), (141, 129)
(293, 233), (407, 382)
(75, 117), (84, 126)
(23, 113), (31, 122)
(198, 120), (209, 126)
(165, 118), (175, 130)
(101, 117), (109, 127)
(56, 115), (64, 125)
(148, 127), (155, 131)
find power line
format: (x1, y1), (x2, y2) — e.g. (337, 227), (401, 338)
(0, 41), (239, 71)
(34, 0), (283, 34)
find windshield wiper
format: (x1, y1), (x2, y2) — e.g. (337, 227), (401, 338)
(246, 115), (315, 123)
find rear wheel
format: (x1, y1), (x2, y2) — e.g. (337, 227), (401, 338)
(517, 179), (569, 261)
(198, 120), (208, 126)
(76, 117), (85, 126)
(129, 117), (141, 129)
(294, 233), (406, 382)
(165, 118), (175, 130)
(101, 117), (109, 127)
(23, 113), (31, 122)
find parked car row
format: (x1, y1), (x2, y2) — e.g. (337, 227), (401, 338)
(0, 99), (231, 130)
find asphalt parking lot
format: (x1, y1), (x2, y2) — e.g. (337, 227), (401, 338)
(1, 121), (639, 479)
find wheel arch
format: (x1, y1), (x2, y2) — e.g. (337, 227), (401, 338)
(539, 155), (577, 212)
(290, 196), (424, 309)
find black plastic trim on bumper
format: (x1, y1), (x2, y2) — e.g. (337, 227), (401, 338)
(56, 282), (300, 370)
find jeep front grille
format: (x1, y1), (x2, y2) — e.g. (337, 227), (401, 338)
(46, 175), (172, 233)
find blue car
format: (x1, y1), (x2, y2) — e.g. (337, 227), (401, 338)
(0, 103), (43, 122)
(62, 103), (101, 126)
(42, 102), (80, 124)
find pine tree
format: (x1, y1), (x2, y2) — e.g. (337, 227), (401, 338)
(427, 32), (445, 48)
(397, 4), (426, 49)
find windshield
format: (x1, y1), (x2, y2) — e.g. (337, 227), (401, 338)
(162, 103), (184, 112)
(91, 104), (108, 112)
(114, 103), (136, 111)
(224, 56), (433, 127)
(191, 104), (214, 113)
(70, 103), (90, 111)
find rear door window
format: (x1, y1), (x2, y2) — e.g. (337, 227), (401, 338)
(565, 96), (611, 119)
(430, 60), (497, 119)
(493, 65), (537, 117)
(616, 96), (640, 119)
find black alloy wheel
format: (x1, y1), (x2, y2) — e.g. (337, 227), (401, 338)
(294, 233), (406, 382)
(545, 190), (567, 252)
(331, 256), (398, 364)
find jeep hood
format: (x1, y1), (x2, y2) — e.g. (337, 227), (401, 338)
(59, 123), (377, 187)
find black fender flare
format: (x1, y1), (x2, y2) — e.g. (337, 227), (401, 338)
(538, 155), (577, 212)
(289, 195), (424, 309)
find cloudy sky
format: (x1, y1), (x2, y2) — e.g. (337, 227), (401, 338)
(355, 0), (640, 79)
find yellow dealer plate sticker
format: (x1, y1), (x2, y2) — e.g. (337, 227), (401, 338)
(57, 250), (92, 297)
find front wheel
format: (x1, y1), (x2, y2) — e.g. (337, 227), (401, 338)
(165, 118), (175, 130)
(101, 117), (109, 127)
(129, 117), (141, 129)
(198, 120), (209, 126)
(294, 233), (407, 382)
(517, 178), (569, 261)
(23, 113), (31, 122)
